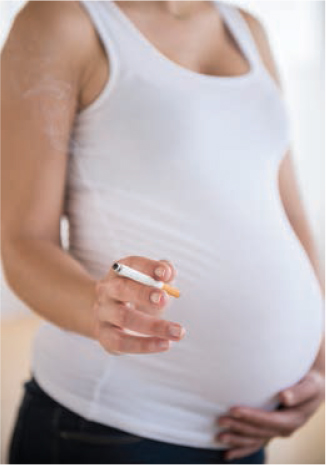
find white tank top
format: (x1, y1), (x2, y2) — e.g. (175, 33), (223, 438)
(31, 0), (324, 449)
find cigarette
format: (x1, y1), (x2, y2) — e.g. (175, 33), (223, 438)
(112, 262), (180, 298)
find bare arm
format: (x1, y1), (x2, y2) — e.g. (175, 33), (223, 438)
(278, 151), (325, 374)
(241, 8), (325, 374)
(245, 0), (325, 391)
(1, 1), (104, 338)
(278, 150), (325, 295)
(240, 8), (324, 292)
(216, 11), (325, 461)
(1, 2), (184, 355)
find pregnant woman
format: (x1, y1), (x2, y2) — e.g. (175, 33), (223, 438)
(2, 1), (325, 464)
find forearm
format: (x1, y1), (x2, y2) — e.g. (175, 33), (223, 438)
(305, 245), (325, 298)
(2, 237), (98, 339)
(293, 220), (325, 297)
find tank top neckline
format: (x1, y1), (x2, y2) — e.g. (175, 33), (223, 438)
(105, 0), (260, 85)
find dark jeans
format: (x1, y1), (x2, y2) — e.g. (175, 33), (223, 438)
(8, 376), (266, 464)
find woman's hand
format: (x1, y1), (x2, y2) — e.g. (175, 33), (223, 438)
(215, 367), (325, 461)
(92, 256), (185, 355)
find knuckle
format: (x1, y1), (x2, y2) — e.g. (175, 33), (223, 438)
(115, 305), (129, 327)
(109, 277), (124, 297)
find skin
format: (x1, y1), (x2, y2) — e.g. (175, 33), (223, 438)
(1, 1), (324, 460)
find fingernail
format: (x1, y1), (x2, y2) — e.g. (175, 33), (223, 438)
(154, 267), (165, 278)
(150, 292), (162, 304)
(159, 262), (172, 280)
(157, 340), (170, 350)
(231, 410), (242, 418)
(169, 325), (183, 338)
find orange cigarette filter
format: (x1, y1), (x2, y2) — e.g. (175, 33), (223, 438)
(162, 283), (180, 298)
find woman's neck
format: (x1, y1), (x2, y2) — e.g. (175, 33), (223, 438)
(121, 1), (211, 20)
(164, 1), (206, 18)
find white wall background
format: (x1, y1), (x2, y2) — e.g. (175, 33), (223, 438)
(1, 0), (325, 319)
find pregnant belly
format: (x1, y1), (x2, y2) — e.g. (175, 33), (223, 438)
(153, 226), (325, 410)
(92, 235), (324, 418)
(67, 188), (324, 411)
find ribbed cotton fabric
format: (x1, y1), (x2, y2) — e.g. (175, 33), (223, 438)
(31, 0), (325, 449)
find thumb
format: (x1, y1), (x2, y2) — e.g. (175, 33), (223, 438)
(157, 259), (177, 282)
(279, 372), (321, 407)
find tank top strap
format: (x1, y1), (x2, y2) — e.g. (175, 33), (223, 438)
(216, 1), (265, 73)
(79, 0), (138, 80)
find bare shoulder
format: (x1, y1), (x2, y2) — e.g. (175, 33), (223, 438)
(237, 7), (282, 87)
(3, 1), (98, 89)
(14, 1), (94, 49)
(1, 1), (101, 243)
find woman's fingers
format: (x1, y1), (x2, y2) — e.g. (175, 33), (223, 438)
(278, 369), (325, 408)
(224, 444), (265, 461)
(224, 370), (325, 442)
(217, 417), (276, 439)
(95, 300), (185, 342)
(228, 405), (304, 437)
(105, 255), (177, 285)
(98, 277), (169, 314)
(217, 432), (259, 448)
(96, 256), (178, 315)
(157, 259), (177, 281)
(97, 321), (172, 354)
(93, 255), (183, 355)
